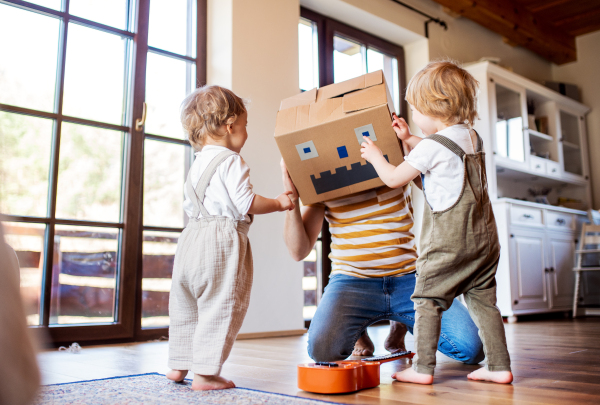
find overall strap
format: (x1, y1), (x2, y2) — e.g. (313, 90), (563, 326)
(473, 130), (484, 153)
(185, 150), (236, 218)
(425, 134), (465, 159)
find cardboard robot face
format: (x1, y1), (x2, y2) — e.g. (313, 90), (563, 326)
(275, 71), (403, 205)
(293, 124), (389, 196)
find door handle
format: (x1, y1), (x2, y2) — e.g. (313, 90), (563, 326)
(135, 102), (147, 132)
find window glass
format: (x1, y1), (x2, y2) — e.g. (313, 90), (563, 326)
(0, 112), (53, 217)
(303, 241), (321, 320)
(145, 53), (194, 138)
(367, 48), (400, 113)
(333, 35), (365, 83)
(62, 23), (127, 124)
(55, 123), (124, 222)
(4, 222), (46, 326)
(50, 225), (119, 325)
(70, 0), (129, 30)
(0, 5), (60, 112)
(149, 0), (196, 57)
(141, 230), (180, 328)
(143, 139), (188, 228)
(299, 18), (318, 91)
(26, 0), (62, 10)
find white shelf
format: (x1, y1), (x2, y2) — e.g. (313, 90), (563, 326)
(528, 129), (553, 141)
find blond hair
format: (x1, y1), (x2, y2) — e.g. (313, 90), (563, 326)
(180, 85), (247, 150)
(405, 60), (479, 127)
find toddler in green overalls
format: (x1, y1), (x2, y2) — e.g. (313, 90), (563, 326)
(360, 60), (512, 385)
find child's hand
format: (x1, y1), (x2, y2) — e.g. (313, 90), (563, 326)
(360, 136), (383, 163)
(392, 113), (412, 141)
(276, 191), (296, 211)
(280, 158), (299, 203)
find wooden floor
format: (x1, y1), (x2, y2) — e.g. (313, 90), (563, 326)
(39, 318), (600, 404)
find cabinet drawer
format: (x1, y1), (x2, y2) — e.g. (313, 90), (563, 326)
(546, 161), (561, 177)
(545, 211), (575, 231)
(511, 205), (543, 226)
(530, 157), (546, 174)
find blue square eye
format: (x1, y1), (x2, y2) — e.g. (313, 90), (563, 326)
(337, 146), (348, 159)
(303, 147), (311, 153)
(362, 131), (370, 137)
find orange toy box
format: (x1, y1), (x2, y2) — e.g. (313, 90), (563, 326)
(274, 70), (404, 205)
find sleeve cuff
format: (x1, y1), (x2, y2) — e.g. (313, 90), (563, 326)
(405, 158), (427, 174)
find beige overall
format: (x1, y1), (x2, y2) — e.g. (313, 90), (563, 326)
(412, 133), (511, 375)
(168, 150), (253, 376)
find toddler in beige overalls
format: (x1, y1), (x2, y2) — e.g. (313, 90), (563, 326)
(167, 85), (294, 391)
(360, 60), (512, 384)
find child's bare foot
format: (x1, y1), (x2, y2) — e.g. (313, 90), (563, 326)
(192, 374), (236, 391)
(352, 331), (375, 356)
(384, 321), (408, 353)
(467, 368), (513, 384)
(166, 370), (188, 382)
(392, 367), (434, 385)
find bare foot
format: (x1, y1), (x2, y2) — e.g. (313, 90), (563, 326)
(192, 374), (236, 391)
(166, 369), (188, 382)
(392, 367), (434, 385)
(467, 367), (513, 384)
(384, 321), (407, 353)
(352, 330), (375, 356)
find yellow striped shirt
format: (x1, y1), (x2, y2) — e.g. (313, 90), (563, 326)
(312, 184), (417, 278)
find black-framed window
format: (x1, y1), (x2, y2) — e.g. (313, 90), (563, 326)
(0, 0), (206, 344)
(298, 7), (406, 324)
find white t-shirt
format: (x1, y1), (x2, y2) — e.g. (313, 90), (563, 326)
(183, 145), (255, 221)
(405, 124), (478, 212)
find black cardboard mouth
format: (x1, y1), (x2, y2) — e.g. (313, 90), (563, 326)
(310, 155), (389, 194)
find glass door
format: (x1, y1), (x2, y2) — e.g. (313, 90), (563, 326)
(0, 0), (203, 343)
(493, 80), (526, 164)
(559, 110), (584, 177)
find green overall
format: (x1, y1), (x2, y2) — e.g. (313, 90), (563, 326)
(412, 133), (511, 375)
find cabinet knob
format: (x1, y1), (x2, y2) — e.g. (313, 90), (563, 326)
(550, 267), (555, 272)
(556, 218), (565, 225)
(544, 268), (549, 273)
(513, 300), (519, 305)
(523, 214), (533, 219)
(510, 234), (514, 238)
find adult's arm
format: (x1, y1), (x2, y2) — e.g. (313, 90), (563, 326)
(280, 159), (326, 262)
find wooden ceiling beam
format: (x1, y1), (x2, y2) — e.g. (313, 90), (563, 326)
(429, 0), (577, 65)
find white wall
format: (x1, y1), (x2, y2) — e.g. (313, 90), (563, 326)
(208, 0), (304, 334)
(552, 31), (600, 209)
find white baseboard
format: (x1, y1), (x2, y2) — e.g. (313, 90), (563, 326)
(236, 329), (307, 340)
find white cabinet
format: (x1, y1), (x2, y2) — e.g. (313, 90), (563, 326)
(494, 200), (585, 317)
(465, 61), (595, 318)
(466, 61), (592, 210)
(546, 232), (576, 309)
(509, 228), (548, 311)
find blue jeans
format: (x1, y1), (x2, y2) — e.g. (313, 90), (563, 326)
(307, 274), (485, 364)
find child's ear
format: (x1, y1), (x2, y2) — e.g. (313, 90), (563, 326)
(225, 123), (233, 135)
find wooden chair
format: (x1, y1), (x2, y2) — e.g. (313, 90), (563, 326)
(573, 223), (600, 317)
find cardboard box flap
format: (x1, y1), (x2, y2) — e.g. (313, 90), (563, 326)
(280, 88), (317, 110)
(274, 107), (298, 136)
(316, 70), (384, 102)
(309, 97), (344, 125)
(342, 84), (388, 113)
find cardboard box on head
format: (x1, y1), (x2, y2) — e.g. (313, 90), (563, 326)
(275, 70), (404, 205)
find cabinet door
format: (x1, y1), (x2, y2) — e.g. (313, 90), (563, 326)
(509, 228), (548, 310)
(546, 232), (576, 308)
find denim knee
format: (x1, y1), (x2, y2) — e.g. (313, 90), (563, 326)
(307, 331), (349, 362)
(438, 333), (484, 365)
